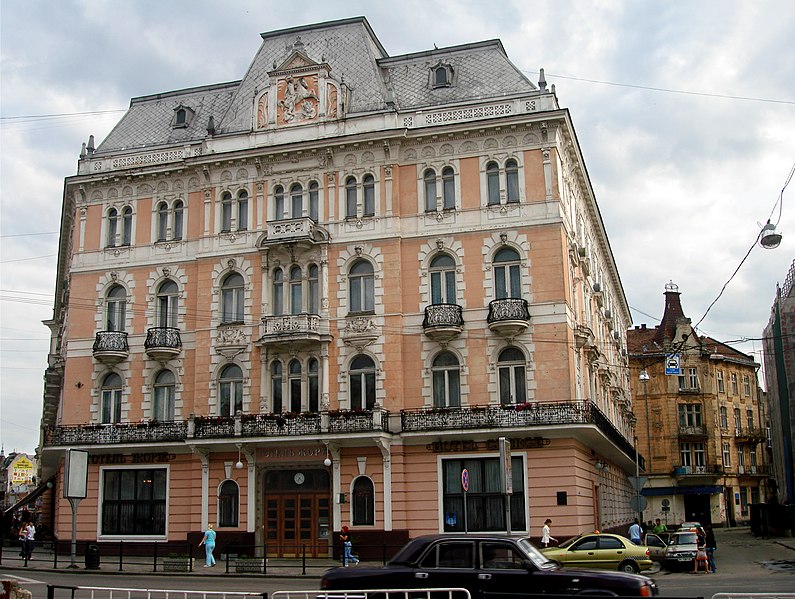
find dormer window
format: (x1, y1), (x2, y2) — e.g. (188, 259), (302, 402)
(431, 62), (454, 88)
(171, 105), (194, 129)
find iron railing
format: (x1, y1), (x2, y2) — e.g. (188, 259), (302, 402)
(487, 298), (530, 322)
(92, 331), (129, 353)
(144, 327), (182, 350)
(422, 304), (464, 328)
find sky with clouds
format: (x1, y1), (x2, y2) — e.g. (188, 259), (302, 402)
(1, 0), (793, 455)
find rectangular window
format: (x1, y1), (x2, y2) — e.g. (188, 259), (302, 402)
(720, 406), (728, 428)
(238, 198), (248, 230)
(680, 443), (692, 468)
(743, 375), (751, 397)
(722, 442), (731, 467)
(442, 457), (525, 532)
(750, 447), (757, 467)
(101, 468), (166, 536)
(717, 370), (725, 393)
(738, 448), (745, 467)
(678, 404), (702, 427)
(693, 443), (705, 468)
(731, 373), (738, 395)
(746, 409), (754, 430)
(740, 487), (749, 516)
(734, 408), (742, 434)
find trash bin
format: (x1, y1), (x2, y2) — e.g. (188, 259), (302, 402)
(85, 544), (100, 569)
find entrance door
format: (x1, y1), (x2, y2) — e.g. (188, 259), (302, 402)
(264, 469), (330, 557)
(684, 493), (712, 525)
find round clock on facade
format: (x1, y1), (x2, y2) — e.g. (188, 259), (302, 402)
(294, 472), (305, 485)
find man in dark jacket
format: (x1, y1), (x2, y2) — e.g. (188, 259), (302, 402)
(704, 525), (717, 573)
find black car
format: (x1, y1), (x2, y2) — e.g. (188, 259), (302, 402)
(321, 534), (658, 597)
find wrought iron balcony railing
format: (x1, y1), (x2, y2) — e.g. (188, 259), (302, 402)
(487, 298), (530, 323)
(401, 400), (642, 469)
(93, 331), (129, 353)
(672, 464), (723, 476)
(423, 304), (464, 328)
(678, 424), (707, 437)
(42, 409), (391, 446)
(144, 327), (182, 350)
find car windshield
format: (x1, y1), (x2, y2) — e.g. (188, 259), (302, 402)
(518, 538), (556, 569)
(556, 534), (584, 549)
(673, 532), (698, 544)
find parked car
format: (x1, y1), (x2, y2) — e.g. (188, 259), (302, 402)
(663, 530), (700, 570)
(540, 532), (654, 573)
(643, 533), (669, 563)
(678, 521), (703, 532)
(320, 534), (659, 597)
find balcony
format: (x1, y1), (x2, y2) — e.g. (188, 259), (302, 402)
(672, 464), (723, 480)
(144, 327), (182, 362)
(678, 424), (707, 439)
(401, 400), (642, 470)
(422, 304), (464, 342)
(487, 298), (530, 338)
(92, 331), (129, 364)
(259, 313), (324, 350)
(259, 217), (329, 246)
(734, 427), (766, 444)
(42, 409), (392, 447)
(737, 464), (771, 476)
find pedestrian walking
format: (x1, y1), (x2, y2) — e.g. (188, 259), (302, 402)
(693, 528), (709, 574)
(199, 524), (216, 567)
(340, 526), (359, 565)
(704, 524), (717, 573)
(541, 519), (557, 548)
(628, 519), (642, 545)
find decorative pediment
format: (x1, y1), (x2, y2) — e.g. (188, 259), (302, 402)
(253, 37), (347, 131)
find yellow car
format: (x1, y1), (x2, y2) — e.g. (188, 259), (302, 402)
(540, 532), (653, 573)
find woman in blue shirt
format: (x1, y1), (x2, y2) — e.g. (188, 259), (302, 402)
(199, 524), (217, 567)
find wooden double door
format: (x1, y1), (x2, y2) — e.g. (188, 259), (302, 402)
(264, 469), (330, 557)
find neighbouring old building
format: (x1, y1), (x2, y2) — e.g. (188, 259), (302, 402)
(628, 282), (769, 528)
(762, 259), (795, 506)
(38, 17), (639, 556)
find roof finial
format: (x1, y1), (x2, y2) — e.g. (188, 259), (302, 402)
(538, 68), (547, 92)
(665, 280), (679, 293)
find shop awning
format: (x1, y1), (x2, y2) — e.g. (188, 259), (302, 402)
(642, 485), (723, 496)
(2, 476), (55, 516)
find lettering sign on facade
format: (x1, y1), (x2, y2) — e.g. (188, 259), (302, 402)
(89, 453), (176, 465)
(426, 437), (549, 453)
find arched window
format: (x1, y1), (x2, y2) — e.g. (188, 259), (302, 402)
(272, 268), (284, 316)
(106, 285), (126, 332)
(486, 161), (500, 205)
(221, 191), (233, 232)
(289, 266), (302, 314)
(107, 208), (118, 247)
(122, 207), (133, 246)
(101, 372), (123, 424)
(218, 364), (243, 416)
(424, 169), (437, 212)
(156, 279), (179, 328)
(352, 476), (375, 526)
(309, 181), (319, 221)
(345, 176), (357, 218)
(290, 184), (303, 218)
(497, 347), (526, 405)
(271, 361), (283, 413)
(173, 200), (184, 240)
(493, 247), (521, 299)
(153, 369), (175, 421)
(349, 355), (376, 410)
(429, 254), (456, 304)
(505, 159), (519, 203)
(274, 186), (285, 221)
(432, 351), (460, 408)
(218, 480), (239, 527)
(308, 264), (319, 314)
(237, 190), (248, 231)
(221, 272), (244, 323)
(175, 109), (187, 126)
(363, 174), (375, 216)
(349, 259), (374, 313)
(157, 202), (169, 241)
(442, 167), (455, 209)
(308, 358), (319, 413)
(289, 359), (302, 413)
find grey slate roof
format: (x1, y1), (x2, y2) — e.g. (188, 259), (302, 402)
(96, 82), (238, 154)
(95, 17), (538, 155)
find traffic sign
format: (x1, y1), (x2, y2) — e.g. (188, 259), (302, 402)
(630, 495), (648, 513)
(628, 476), (648, 492)
(461, 468), (469, 492)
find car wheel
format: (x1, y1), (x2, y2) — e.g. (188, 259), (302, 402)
(618, 560), (639, 574)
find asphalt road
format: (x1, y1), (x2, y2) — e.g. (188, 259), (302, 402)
(2, 527), (793, 598)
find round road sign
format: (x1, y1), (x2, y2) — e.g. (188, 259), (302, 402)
(461, 468), (469, 492)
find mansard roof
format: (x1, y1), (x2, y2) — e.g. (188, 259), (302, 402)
(95, 16), (539, 155)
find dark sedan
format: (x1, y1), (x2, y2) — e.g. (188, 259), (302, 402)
(321, 534), (658, 597)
